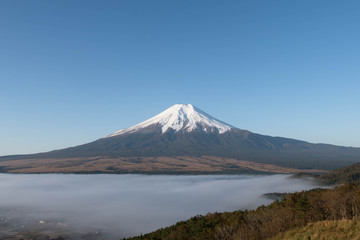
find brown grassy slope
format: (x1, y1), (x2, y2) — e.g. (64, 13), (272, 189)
(0, 155), (326, 174)
(271, 220), (360, 240)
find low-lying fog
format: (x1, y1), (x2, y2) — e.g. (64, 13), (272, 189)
(0, 174), (320, 239)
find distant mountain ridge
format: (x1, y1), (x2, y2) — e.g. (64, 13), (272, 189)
(1, 104), (360, 173)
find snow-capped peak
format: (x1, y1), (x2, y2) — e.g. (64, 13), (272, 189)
(106, 104), (234, 138)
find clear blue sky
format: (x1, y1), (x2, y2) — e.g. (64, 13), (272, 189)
(1, 0), (360, 156)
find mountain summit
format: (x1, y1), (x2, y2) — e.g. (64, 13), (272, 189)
(106, 104), (234, 137)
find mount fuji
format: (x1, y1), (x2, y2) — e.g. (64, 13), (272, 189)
(106, 104), (233, 137)
(1, 104), (360, 174)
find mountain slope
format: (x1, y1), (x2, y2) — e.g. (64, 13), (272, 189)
(1, 104), (360, 173)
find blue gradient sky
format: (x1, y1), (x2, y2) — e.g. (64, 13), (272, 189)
(1, 0), (360, 155)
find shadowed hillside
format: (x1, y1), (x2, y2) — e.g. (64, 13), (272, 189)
(318, 162), (360, 185)
(1, 130), (359, 173)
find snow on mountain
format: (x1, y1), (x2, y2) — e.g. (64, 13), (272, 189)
(106, 104), (234, 138)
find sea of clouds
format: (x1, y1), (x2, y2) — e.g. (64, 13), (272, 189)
(0, 174), (320, 238)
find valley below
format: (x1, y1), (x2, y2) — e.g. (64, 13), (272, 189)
(0, 173), (321, 239)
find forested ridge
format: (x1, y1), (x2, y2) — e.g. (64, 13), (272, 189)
(318, 162), (360, 185)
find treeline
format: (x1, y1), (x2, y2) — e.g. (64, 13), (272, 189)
(127, 183), (360, 240)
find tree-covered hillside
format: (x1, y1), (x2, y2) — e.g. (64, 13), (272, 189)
(318, 162), (360, 185)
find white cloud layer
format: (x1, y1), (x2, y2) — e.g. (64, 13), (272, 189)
(0, 174), (320, 238)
